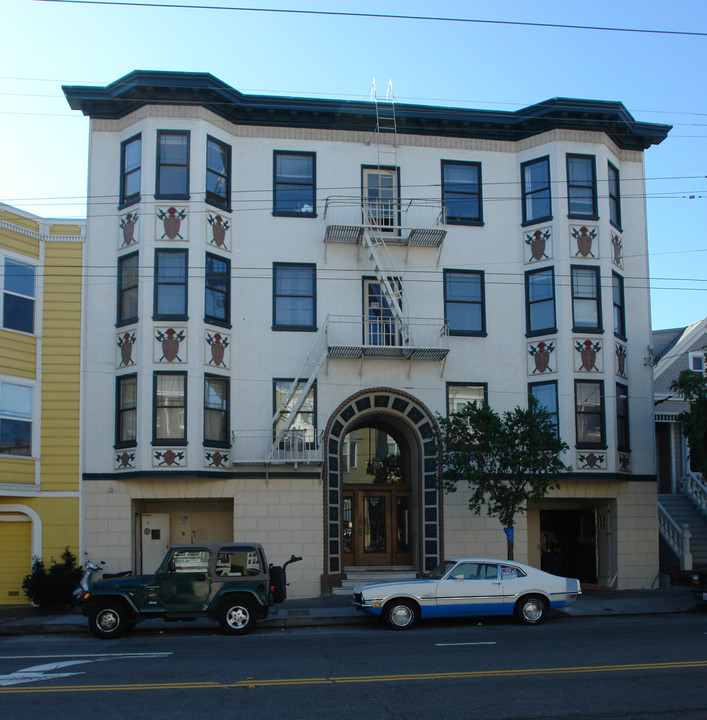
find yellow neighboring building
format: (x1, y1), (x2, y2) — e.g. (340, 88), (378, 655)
(0, 203), (85, 604)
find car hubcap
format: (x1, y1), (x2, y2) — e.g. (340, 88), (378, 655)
(227, 607), (248, 628)
(523, 601), (542, 622)
(391, 605), (412, 626)
(98, 610), (119, 631)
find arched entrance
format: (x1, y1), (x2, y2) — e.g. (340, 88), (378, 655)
(323, 388), (442, 586)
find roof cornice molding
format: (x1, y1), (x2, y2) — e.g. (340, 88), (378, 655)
(64, 70), (671, 151)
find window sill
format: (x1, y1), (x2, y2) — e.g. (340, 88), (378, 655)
(155, 194), (190, 201)
(272, 211), (317, 219)
(614, 332), (627, 342)
(151, 440), (188, 446)
(206, 198), (232, 213)
(449, 330), (488, 337)
(116, 318), (138, 328)
(203, 441), (231, 449)
(114, 442), (137, 450)
(568, 213), (599, 222)
(118, 198), (140, 211)
(446, 219), (484, 227)
(576, 444), (608, 451)
(152, 315), (189, 323)
(610, 221), (624, 234)
(521, 215), (553, 228)
(526, 328), (557, 338)
(272, 325), (318, 332)
(205, 318), (231, 330)
(572, 327), (603, 335)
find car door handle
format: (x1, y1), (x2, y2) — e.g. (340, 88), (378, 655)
(492, 581), (501, 585)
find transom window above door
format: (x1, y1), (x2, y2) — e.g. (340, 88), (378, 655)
(363, 167), (398, 229)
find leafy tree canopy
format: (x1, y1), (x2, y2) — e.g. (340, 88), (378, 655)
(437, 397), (569, 557)
(670, 366), (707, 476)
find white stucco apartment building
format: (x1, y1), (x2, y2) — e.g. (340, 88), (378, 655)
(64, 72), (670, 594)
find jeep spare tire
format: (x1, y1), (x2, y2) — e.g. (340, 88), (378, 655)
(270, 565), (286, 603)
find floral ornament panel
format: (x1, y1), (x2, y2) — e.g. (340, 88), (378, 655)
(524, 226), (552, 264)
(156, 207), (187, 240)
(204, 449), (230, 468)
(115, 450), (136, 470)
(153, 448), (186, 467)
(119, 210), (139, 248)
(527, 339), (556, 375)
(207, 213), (231, 251)
(610, 231), (624, 269)
(577, 451), (606, 470)
(575, 338), (602, 372)
(615, 342), (628, 378)
(116, 330), (137, 368)
(154, 327), (187, 363)
(205, 330), (230, 368)
(570, 225), (599, 259)
(618, 452), (631, 473)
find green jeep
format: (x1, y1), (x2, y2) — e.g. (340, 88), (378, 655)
(76, 543), (300, 639)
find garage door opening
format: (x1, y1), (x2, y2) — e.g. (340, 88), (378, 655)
(540, 509), (597, 583)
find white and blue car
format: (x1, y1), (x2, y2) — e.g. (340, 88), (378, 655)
(353, 558), (581, 629)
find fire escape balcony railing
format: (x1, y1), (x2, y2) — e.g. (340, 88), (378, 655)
(326, 315), (449, 360)
(231, 429), (324, 466)
(323, 196), (447, 247)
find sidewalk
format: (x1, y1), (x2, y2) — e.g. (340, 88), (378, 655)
(0, 586), (700, 636)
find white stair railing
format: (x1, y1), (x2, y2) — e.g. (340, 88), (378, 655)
(658, 501), (693, 571)
(685, 470), (707, 519)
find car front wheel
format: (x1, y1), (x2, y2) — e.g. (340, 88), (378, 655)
(514, 595), (547, 625)
(89, 600), (129, 639)
(384, 599), (418, 630)
(219, 598), (257, 635)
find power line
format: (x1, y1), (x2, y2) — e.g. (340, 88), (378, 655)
(29, 1), (707, 38)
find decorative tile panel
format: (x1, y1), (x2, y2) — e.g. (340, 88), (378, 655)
(618, 453), (631, 473)
(119, 210), (139, 248)
(204, 449), (230, 468)
(207, 212), (231, 251)
(116, 329), (137, 368)
(205, 330), (230, 369)
(615, 342), (628, 379)
(610, 231), (623, 269)
(576, 451), (606, 470)
(570, 225), (599, 258)
(153, 448), (186, 467)
(154, 327), (186, 362)
(574, 338), (602, 372)
(524, 226), (552, 263)
(527, 339), (556, 375)
(156, 207), (187, 241)
(115, 450), (135, 470)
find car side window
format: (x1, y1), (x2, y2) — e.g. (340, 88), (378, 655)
(501, 564), (527, 579)
(171, 549), (210, 574)
(215, 547), (262, 577)
(453, 562), (498, 580)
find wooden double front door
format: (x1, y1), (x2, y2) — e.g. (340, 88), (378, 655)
(342, 487), (412, 566)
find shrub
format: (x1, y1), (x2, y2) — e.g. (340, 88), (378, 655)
(22, 547), (82, 608)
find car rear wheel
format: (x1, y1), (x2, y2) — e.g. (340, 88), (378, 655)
(89, 600), (129, 639)
(384, 599), (418, 630)
(219, 597), (257, 635)
(514, 595), (547, 625)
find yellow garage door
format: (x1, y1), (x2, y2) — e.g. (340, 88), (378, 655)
(0, 520), (31, 605)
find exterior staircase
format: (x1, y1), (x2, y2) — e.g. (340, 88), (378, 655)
(332, 567), (419, 596)
(658, 493), (707, 569)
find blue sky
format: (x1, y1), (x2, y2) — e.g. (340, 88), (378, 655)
(1, 0), (705, 330)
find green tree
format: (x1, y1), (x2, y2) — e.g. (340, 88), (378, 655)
(670, 366), (707, 476)
(437, 397), (570, 560)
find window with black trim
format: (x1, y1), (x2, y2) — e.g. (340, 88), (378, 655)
(273, 262), (316, 330)
(205, 252), (230, 326)
(612, 271), (626, 339)
(0, 379), (33, 456)
(566, 154), (597, 218)
(525, 267), (556, 336)
(447, 383), (486, 415)
(444, 270), (485, 335)
(441, 160), (482, 224)
(616, 382), (629, 452)
(153, 372), (186, 443)
(156, 130), (190, 199)
(154, 249), (187, 319)
(206, 136), (231, 208)
(116, 374), (137, 447)
(608, 162), (622, 229)
(521, 156), (551, 225)
(529, 380), (559, 435)
(205, 374), (229, 446)
(571, 266), (602, 332)
(273, 379), (316, 445)
(2, 255), (36, 333)
(575, 380), (605, 448)
(120, 134), (141, 207)
(117, 251), (138, 325)
(273, 151), (315, 216)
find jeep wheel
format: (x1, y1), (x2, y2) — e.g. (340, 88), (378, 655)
(89, 600), (129, 639)
(219, 598), (257, 635)
(270, 565), (286, 603)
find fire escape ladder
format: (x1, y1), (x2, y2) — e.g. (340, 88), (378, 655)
(267, 319), (329, 461)
(370, 78), (398, 167)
